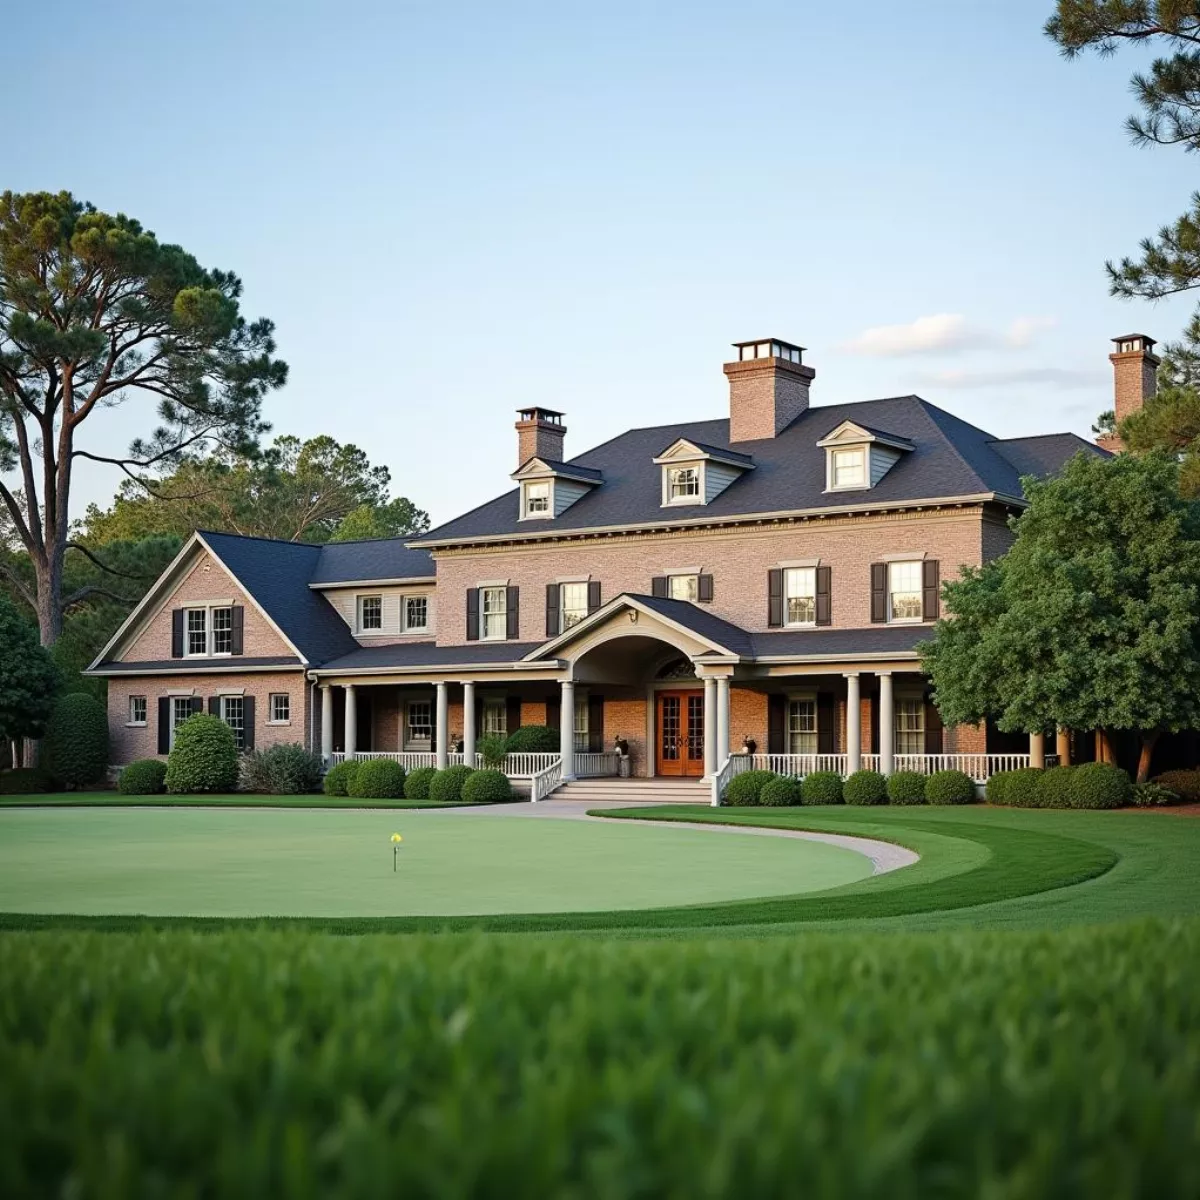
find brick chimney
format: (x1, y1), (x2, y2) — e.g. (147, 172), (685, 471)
(724, 339), (815, 442)
(515, 407), (566, 468)
(1098, 334), (1159, 452)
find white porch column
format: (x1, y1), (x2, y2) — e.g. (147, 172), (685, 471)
(1029, 730), (1046, 769)
(560, 679), (576, 780)
(878, 672), (895, 776)
(344, 684), (357, 760)
(320, 685), (334, 764)
(462, 681), (476, 768)
(703, 676), (718, 777)
(435, 681), (449, 770)
(844, 672), (861, 775)
(716, 676), (730, 766)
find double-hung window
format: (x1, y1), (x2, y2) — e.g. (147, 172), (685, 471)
(560, 582), (589, 629)
(211, 607), (233, 655)
(523, 481), (550, 517)
(667, 574), (699, 602)
(888, 561), (923, 622)
(787, 698), (818, 755)
(895, 698), (925, 755)
(482, 697), (507, 737)
(573, 695), (589, 752)
(668, 466), (700, 502)
(359, 595), (383, 632)
(269, 693), (290, 724)
(406, 700), (433, 749)
(404, 596), (428, 634)
(830, 447), (866, 489)
(171, 696), (194, 748)
(218, 695), (246, 751)
(784, 567), (816, 627)
(481, 587), (507, 640)
(186, 608), (208, 656)
(128, 696), (147, 726)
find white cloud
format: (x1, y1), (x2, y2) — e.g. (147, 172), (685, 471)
(913, 366), (1105, 391)
(839, 313), (1058, 358)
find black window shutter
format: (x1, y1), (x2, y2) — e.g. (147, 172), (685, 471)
(651, 576), (668, 599)
(588, 693), (604, 753)
(697, 573), (714, 603)
(466, 588), (479, 641)
(190, 696), (203, 716)
(242, 696), (255, 750)
(506, 586), (520, 640)
(208, 697), (220, 716)
(767, 568), (783, 627)
(545, 583), (560, 638)
(815, 566), (832, 626)
(817, 694), (835, 754)
(922, 560), (940, 621)
(231, 605), (244, 655)
(157, 697), (170, 754)
(870, 564), (887, 623)
(505, 695), (521, 737)
(587, 580), (602, 613)
(924, 699), (944, 754)
(546, 694), (561, 731)
(767, 694), (786, 754)
(171, 609), (184, 658)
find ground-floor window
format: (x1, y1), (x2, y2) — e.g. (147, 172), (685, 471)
(787, 698), (818, 755)
(482, 697), (507, 738)
(170, 696), (194, 749)
(128, 695), (147, 726)
(573, 694), (589, 752)
(269, 693), (290, 724)
(895, 698), (925, 755)
(405, 699), (433, 750)
(218, 695), (246, 751)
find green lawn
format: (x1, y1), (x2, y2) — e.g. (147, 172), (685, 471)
(0, 791), (491, 809)
(0, 808), (872, 918)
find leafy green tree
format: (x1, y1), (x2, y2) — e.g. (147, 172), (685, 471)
(922, 452), (1200, 780)
(1120, 378), (1200, 496)
(0, 191), (286, 644)
(0, 595), (60, 744)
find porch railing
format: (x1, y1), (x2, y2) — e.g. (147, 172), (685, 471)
(891, 753), (1035, 782)
(328, 749), (580, 780)
(574, 751), (621, 777)
(719, 751), (1037, 791)
(530, 758), (564, 802)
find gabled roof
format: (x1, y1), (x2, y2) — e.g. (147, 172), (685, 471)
(652, 438), (755, 469)
(414, 395), (1093, 547)
(511, 456), (604, 484)
(815, 419), (915, 452)
(308, 538), (435, 585)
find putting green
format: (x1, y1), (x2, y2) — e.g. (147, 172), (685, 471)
(0, 809), (874, 917)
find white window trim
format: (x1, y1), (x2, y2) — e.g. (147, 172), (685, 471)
(216, 694), (247, 750)
(825, 445), (869, 492)
(126, 696), (147, 727)
(784, 691), (819, 755)
(357, 594), (384, 635)
(559, 581), (589, 629)
(520, 479), (554, 520)
(666, 573), (700, 602)
(401, 593), (430, 635)
(183, 605), (234, 658)
(401, 695), (434, 750)
(783, 566), (817, 629)
(662, 462), (706, 506)
(887, 560), (925, 625)
(267, 692), (292, 726)
(481, 695), (508, 737)
(480, 585), (508, 642)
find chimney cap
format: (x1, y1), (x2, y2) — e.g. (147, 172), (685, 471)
(729, 338), (806, 365)
(1111, 333), (1156, 350)
(516, 406), (566, 425)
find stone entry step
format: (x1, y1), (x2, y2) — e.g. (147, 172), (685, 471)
(553, 777), (711, 803)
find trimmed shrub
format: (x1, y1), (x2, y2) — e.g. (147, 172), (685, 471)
(478, 736), (509, 769)
(1069, 762), (1132, 810)
(429, 764), (476, 803)
(843, 769), (887, 806)
(322, 760), (360, 797)
(887, 771), (927, 805)
(1036, 765), (1075, 810)
(990, 768), (1043, 808)
(801, 770), (844, 805)
(461, 769), (514, 804)
(723, 769), (776, 806)
(759, 775), (803, 807)
(404, 766), (437, 800)
(1150, 770), (1200, 805)
(44, 693), (109, 788)
(0, 768), (52, 795)
(241, 744), (324, 795)
(1133, 781), (1178, 808)
(925, 769), (976, 806)
(986, 770), (1014, 806)
(348, 759), (407, 800)
(118, 759), (167, 796)
(165, 714), (238, 794)
(505, 725), (559, 753)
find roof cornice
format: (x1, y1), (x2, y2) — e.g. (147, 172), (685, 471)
(308, 577), (437, 590)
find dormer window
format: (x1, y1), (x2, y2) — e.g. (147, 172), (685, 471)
(830, 447), (866, 489)
(513, 458), (603, 520)
(817, 421), (914, 492)
(523, 480), (551, 518)
(668, 466), (700, 502)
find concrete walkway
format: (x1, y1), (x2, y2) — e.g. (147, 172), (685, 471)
(406, 800), (921, 877)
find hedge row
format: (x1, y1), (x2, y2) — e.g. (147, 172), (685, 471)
(322, 760), (514, 804)
(985, 762), (1140, 810)
(723, 768), (977, 807)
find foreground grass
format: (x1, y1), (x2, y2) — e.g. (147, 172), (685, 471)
(2, 922), (1197, 1197)
(0, 792), (494, 810)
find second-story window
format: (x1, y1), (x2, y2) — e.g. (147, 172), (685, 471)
(784, 568), (816, 626)
(211, 607), (233, 654)
(668, 466), (700, 501)
(481, 586), (507, 640)
(668, 574), (699, 602)
(359, 596), (383, 632)
(523, 481), (550, 517)
(404, 596), (428, 633)
(888, 561), (924, 622)
(560, 582), (589, 629)
(186, 608), (208, 656)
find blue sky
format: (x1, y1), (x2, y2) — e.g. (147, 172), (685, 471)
(2, 0), (1193, 527)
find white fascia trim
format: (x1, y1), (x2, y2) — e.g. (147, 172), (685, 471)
(309, 577), (436, 590)
(84, 664), (305, 678)
(753, 651), (923, 665)
(651, 439), (754, 471)
(306, 658), (566, 679)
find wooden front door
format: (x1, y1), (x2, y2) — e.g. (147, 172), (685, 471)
(656, 690), (705, 777)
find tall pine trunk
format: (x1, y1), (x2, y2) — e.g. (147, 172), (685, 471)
(32, 550), (63, 648)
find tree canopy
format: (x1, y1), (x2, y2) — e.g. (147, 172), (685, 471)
(922, 451), (1200, 780)
(0, 595), (60, 743)
(0, 191), (286, 644)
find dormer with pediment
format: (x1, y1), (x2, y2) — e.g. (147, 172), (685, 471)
(512, 456), (604, 520)
(816, 420), (914, 492)
(652, 438), (754, 507)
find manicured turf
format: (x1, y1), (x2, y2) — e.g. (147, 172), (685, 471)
(0, 808), (873, 917)
(2, 921), (1198, 1197)
(0, 792), (491, 809)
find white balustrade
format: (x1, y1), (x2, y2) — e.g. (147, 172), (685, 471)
(713, 751), (1033, 786)
(530, 757), (564, 802)
(574, 751), (621, 778)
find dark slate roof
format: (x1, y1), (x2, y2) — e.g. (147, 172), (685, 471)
(749, 625), (934, 657)
(987, 433), (1108, 479)
(315, 641), (542, 673)
(623, 594), (756, 657)
(198, 531), (360, 665)
(309, 539), (435, 585)
(96, 656), (302, 673)
(414, 396), (1098, 545)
